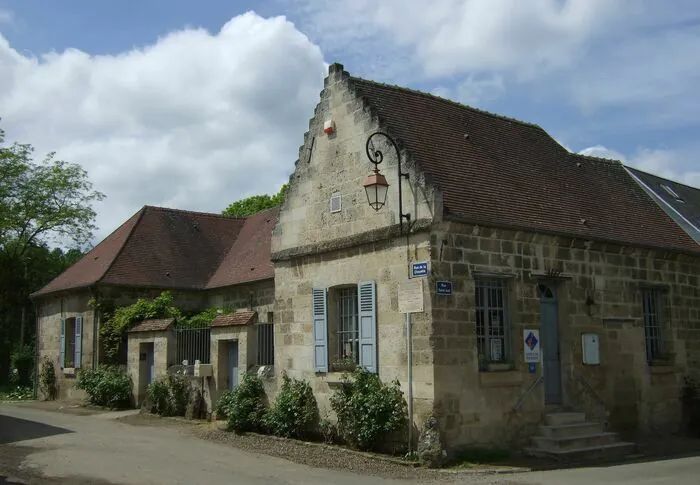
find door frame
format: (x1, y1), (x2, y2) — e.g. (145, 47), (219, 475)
(538, 282), (563, 405)
(227, 340), (240, 391)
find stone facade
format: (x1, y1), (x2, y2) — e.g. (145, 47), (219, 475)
(36, 290), (96, 401)
(272, 64), (441, 426)
(210, 324), (254, 404)
(127, 329), (176, 405)
(428, 221), (700, 448)
(207, 280), (275, 318)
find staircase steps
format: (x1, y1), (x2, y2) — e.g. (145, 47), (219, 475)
(525, 412), (636, 462)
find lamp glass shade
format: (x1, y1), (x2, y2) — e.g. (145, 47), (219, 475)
(363, 172), (389, 211)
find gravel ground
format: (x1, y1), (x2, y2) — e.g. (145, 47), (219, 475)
(118, 413), (462, 482)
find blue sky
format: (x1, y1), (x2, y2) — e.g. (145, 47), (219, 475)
(0, 0), (698, 242)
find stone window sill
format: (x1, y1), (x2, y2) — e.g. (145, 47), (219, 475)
(479, 370), (522, 388)
(321, 372), (351, 387)
(62, 367), (76, 377)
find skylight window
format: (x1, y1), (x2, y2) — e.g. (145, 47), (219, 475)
(661, 184), (684, 202)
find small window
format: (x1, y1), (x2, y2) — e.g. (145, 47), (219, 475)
(256, 319), (274, 366)
(475, 279), (510, 365)
(661, 184), (684, 202)
(64, 317), (76, 368)
(642, 289), (665, 362)
(330, 192), (341, 213)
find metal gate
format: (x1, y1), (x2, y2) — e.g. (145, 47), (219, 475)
(175, 325), (211, 364)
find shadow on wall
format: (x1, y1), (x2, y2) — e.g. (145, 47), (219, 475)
(0, 414), (73, 445)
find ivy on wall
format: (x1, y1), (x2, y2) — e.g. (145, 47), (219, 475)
(90, 291), (234, 364)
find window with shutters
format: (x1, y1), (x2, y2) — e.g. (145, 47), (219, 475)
(313, 281), (377, 373)
(64, 317), (77, 368)
(475, 279), (510, 365)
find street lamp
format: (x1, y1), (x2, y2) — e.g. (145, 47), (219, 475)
(364, 132), (410, 232)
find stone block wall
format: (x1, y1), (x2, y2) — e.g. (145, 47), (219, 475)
(127, 330), (175, 405)
(206, 280), (275, 319)
(274, 230), (435, 428)
(429, 221), (700, 448)
(210, 325), (253, 406)
(36, 290), (95, 401)
(271, 63), (440, 257)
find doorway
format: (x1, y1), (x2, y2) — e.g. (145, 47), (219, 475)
(228, 341), (239, 390)
(539, 283), (562, 405)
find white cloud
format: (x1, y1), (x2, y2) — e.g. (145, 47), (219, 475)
(0, 12), (326, 243)
(284, 0), (617, 80)
(579, 145), (700, 188)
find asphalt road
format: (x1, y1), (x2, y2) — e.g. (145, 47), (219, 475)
(1, 403), (699, 485)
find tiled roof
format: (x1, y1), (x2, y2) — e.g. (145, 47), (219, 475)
(206, 207), (277, 289)
(350, 75), (700, 254)
(211, 311), (257, 327)
(32, 205), (276, 298)
(130, 318), (175, 333)
(625, 166), (700, 243)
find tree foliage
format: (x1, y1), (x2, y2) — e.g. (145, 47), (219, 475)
(0, 126), (105, 256)
(222, 183), (287, 217)
(0, 126), (100, 382)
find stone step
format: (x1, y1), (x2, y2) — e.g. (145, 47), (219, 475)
(545, 412), (586, 426)
(525, 441), (637, 462)
(538, 422), (605, 439)
(532, 432), (619, 452)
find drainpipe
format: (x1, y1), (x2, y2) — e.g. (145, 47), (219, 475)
(33, 300), (40, 399)
(406, 312), (413, 455)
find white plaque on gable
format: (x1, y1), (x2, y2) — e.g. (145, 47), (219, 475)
(399, 279), (424, 313)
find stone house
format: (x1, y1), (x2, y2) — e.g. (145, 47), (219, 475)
(32, 205), (277, 403)
(32, 61), (700, 456)
(271, 63), (700, 454)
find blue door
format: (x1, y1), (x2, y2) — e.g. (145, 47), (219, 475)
(228, 341), (239, 390)
(539, 284), (562, 404)
(146, 343), (155, 385)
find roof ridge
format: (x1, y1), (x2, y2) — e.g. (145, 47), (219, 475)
(143, 205), (246, 220)
(626, 165), (700, 192)
(350, 76), (544, 131)
(570, 152), (624, 165)
(98, 206), (147, 286)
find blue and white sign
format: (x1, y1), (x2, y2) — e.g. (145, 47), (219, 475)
(436, 281), (453, 296)
(523, 329), (541, 363)
(411, 261), (429, 278)
(528, 362), (537, 374)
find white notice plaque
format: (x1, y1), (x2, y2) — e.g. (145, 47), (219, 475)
(398, 279), (424, 313)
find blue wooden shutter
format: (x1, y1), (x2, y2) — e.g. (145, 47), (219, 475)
(312, 288), (328, 372)
(358, 281), (377, 373)
(59, 319), (66, 368)
(74, 317), (83, 368)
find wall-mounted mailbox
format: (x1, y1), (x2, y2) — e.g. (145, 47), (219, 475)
(582, 333), (600, 365)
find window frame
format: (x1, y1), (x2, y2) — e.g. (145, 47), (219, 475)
(474, 278), (512, 368)
(255, 312), (275, 366)
(642, 288), (666, 363)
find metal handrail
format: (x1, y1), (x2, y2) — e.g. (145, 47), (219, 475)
(513, 374), (544, 412)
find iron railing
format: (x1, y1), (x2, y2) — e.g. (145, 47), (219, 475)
(175, 325), (211, 365)
(257, 323), (274, 366)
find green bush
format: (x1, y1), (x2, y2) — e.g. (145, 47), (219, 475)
(10, 345), (34, 387)
(264, 373), (319, 439)
(215, 389), (237, 420)
(219, 375), (267, 433)
(146, 374), (190, 416)
(330, 368), (408, 451)
(76, 366), (133, 408)
(2, 386), (33, 401)
(39, 357), (57, 400)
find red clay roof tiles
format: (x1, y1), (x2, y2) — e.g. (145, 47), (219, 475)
(350, 77), (699, 254)
(130, 318), (175, 332)
(211, 311), (257, 327)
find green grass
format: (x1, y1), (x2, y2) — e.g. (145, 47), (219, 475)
(448, 447), (512, 469)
